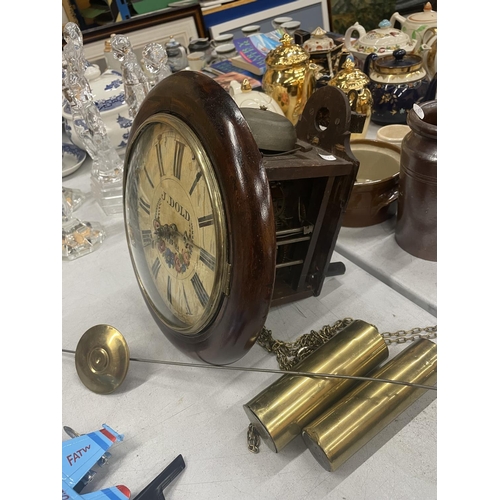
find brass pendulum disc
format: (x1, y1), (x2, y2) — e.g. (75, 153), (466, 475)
(75, 324), (130, 395)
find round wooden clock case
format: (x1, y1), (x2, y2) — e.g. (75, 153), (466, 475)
(123, 71), (276, 365)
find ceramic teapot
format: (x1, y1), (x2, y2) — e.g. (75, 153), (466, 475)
(363, 49), (429, 124)
(344, 19), (417, 63)
(62, 66), (132, 154)
(165, 36), (188, 72)
(421, 27), (437, 79)
(390, 2), (437, 45)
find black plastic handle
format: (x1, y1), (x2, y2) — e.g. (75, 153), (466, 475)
(133, 454), (186, 500)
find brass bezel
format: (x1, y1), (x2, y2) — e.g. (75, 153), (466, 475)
(124, 113), (229, 335)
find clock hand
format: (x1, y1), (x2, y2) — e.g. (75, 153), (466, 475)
(155, 221), (179, 241)
(155, 220), (203, 254)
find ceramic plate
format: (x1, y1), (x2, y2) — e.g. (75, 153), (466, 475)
(169, 1), (198, 7)
(62, 143), (87, 177)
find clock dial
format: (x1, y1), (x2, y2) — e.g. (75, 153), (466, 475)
(125, 114), (227, 334)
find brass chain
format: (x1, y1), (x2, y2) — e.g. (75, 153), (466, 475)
(256, 318), (355, 371)
(380, 325), (437, 344)
(247, 319), (437, 452)
(247, 423), (261, 453)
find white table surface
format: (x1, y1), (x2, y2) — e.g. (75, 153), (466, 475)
(335, 219), (437, 317)
(334, 123), (437, 317)
(62, 133), (437, 499)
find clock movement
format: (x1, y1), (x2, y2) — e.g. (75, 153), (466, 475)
(123, 71), (358, 365)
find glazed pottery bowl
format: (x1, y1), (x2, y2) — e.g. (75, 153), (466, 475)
(343, 140), (400, 227)
(62, 68), (132, 155)
(376, 124), (411, 147)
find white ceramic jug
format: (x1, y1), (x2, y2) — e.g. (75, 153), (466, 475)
(390, 2), (437, 45)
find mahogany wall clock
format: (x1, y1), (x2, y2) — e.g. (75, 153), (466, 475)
(123, 71), (358, 365)
(123, 71), (276, 365)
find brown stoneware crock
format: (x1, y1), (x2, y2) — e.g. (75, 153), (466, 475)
(395, 100), (437, 261)
(343, 140), (400, 227)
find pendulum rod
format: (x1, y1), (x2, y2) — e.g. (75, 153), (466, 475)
(62, 348), (437, 391)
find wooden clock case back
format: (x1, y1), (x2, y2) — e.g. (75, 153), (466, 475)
(267, 86), (359, 306)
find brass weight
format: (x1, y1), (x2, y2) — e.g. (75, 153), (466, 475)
(243, 320), (389, 452)
(302, 338), (437, 471)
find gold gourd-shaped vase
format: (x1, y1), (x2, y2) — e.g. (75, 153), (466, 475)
(262, 33), (316, 125)
(328, 57), (373, 139)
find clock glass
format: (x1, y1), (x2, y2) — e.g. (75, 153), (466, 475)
(124, 113), (228, 335)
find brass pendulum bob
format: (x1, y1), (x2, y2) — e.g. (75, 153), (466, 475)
(74, 324), (130, 395)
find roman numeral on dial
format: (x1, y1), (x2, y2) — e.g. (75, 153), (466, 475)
(198, 214), (214, 228)
(199, 248), (216, 271)
(191, 273), (209, 308)
(144, 166), (154, 188)
(152, 257), (161, 279)
(156, 143), (164, 176)
(189, 171), (202, 195)
(182, 284), (193, 315)
(167, 276), (172, 304)
(142, 229), (152, 246)
(139, 197), (150, 215)
(173, 141), (185, 179)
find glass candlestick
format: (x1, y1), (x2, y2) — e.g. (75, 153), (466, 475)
(62, 186), (86, 212)
(142, 42), (172, 91)
(62, 22), (124, 215)
(111, 34), (150, 119)
(62, 189), (105, 261)
(63, 22), (92, 76)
